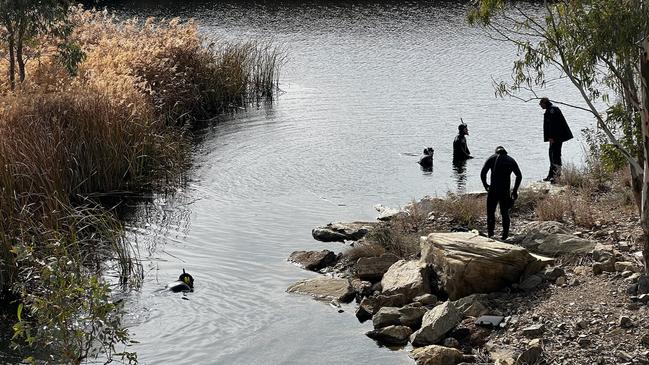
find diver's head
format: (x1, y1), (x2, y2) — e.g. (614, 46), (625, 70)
(495, 146), (507, 155)
(178, 269), (194, 288)
(539, 97), (551, 109)
(423, 147), (434, 156)
(458, 123), (468, 135)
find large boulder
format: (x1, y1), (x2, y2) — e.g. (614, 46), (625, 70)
(355, 293), (409, 322)
(381, 260), (430, 301)
(366, 325), (413, 346)
(286, 276), (354, 302)
(514, 221), (596, 256)
(421, 232), (549, 300)
(411, 301), (461, 347)
(410, 344), (464, 365)
(288, 250), (337, 271)
(312, 222), (376, 242)
(355, 253), (400, 281)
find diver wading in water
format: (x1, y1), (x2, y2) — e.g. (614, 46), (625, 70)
(480, 146), (522, 240)
(453, 123), (473, 161)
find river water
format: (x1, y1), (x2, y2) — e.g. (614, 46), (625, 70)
(107, 1), (594, 364)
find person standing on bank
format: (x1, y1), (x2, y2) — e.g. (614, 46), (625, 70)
(453, 123), (473, 161)
(540, 97), (573, 183)
(480, 146), (522, 240)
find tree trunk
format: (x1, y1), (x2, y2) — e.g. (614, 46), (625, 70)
(631, 163), (643, 211)
(639, 39), (649, 272)
(16, 20), (25, 83)
(7, 31), (16, 90)
(16, 39), (24, 83)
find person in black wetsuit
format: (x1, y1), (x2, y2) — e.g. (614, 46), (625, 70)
(480, 146), (522, 240)
(540, 97), (573, 182)
(453, 123), (473, 161)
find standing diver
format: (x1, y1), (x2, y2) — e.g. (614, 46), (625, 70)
(453, 123), (473, 161)
(539, 97), (573, 183)
(480, 146), (522, 240)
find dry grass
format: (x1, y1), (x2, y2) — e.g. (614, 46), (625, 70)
(0, 9), (283, 292)
(343, 242), (386, 261)
(433, 193), (484, 228)
(535, 195), (570, 222)
(364, 225), (420, 259)
(511, 189), (546, 215)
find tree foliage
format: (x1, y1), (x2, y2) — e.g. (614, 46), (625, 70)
(0, 0), (81, 88)
(468, 0), (649, 268)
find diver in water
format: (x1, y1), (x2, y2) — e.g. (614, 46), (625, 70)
(480, 146), (522, 240)
(453, 123), (473, 161)
(418, 147), (434, 170)
(167, 269), (194, 293)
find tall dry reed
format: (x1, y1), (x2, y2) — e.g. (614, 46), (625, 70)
(0, 7), (284, 362)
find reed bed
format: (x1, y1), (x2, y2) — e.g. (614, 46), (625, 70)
(0, 6), (283, 363)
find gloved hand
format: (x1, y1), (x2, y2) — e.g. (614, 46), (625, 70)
(511, 190), (518, 201)
(483, 184), (490, 192)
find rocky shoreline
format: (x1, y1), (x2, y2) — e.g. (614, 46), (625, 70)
(286, 181), (647, 365)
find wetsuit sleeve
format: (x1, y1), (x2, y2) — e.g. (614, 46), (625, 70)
(480, 156), (492, 190)
(512, 159), (522, 192)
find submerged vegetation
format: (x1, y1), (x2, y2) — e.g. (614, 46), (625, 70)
(0, 6), (283, 363)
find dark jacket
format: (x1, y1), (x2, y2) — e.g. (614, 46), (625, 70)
(543, 105), (573, 143)
(480, 151), (522, 194)
(453, 134), (471, 159)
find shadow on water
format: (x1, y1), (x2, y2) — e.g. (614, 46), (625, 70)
(452, 158), (468, 194)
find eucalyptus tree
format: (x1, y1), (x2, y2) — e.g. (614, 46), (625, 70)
(0, 0), (79, 89)
(468, 0), (649, 270)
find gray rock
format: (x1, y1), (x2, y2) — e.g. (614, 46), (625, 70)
(349, 277), (373, 298)
(516, 221), (596, 256)
(288, 250), (337, 271)
(619, 315), (633, 328)
(420, 232), (547, 300)
(555, 276), (567, 286)
(452, 294), (490, 318)
(373, 305), (429, 330)
(410, 345), (464, 365)
(355, 293), (408, 322)
(411, 301), (461, 347)
(286, 276), (354, 302)
(373, 307), (402, 329)
(366, 325), (413, 345)
(381, 260), (430, 301)
(543, 266), (565, 281)
(522, 324), (545, 338)
(311, 222), (375, 242)
(516, 338), (543, 365)
(442, 337), (461, 349)
(592, 243), (615, 262)
(355, 253), (400, 281)
(615, 261), (641, 273)
(519, 274), (544, 291)
(638, 275), (649, 295)
(414, 293), (438, 306)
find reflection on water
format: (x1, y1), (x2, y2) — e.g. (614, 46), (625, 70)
(452, 158), (468, 194)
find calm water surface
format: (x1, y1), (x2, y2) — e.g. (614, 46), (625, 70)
(102, 1), (593, 364)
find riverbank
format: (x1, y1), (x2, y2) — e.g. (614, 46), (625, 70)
(288, 164), (644, 364)
(0, 7), (282, 363)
